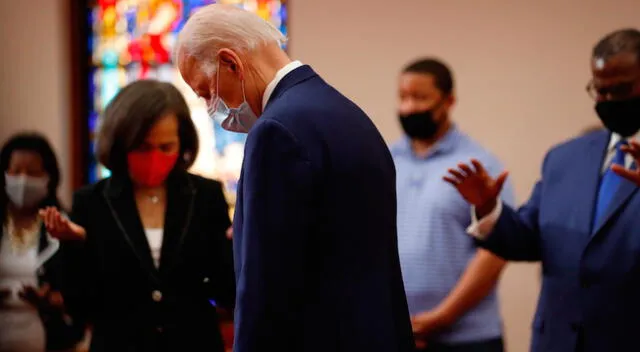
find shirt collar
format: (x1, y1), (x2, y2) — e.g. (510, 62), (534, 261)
(608, 130), (640, 151)
(262, 60), (303, 110)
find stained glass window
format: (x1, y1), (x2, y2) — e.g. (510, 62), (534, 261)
(86, 0), (288, 201)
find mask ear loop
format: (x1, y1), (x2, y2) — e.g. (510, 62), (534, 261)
(241, 78), (247, 102)
(213, 59), (246, 106)
(214, 59), (220, 107)
(237, 71), (249, 130)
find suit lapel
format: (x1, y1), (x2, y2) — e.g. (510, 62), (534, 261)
(566, 132), (610, 237)
(103, 176), (159, 283)
(158, 172), (196, 276)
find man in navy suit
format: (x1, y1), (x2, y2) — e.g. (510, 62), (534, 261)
(443, 28), (640, 352)
(175, 4), (415, 352)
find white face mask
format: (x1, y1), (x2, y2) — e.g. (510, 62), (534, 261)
(4, 174), (49, 209)
(207, 60), (258, 133)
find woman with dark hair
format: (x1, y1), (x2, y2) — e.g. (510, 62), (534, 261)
(0, 133), (83, 351)
(42, 79), (235, 352)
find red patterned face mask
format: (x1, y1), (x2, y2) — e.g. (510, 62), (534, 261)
(127, 150), (178, 187)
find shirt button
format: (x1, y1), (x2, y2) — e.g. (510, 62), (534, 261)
(203, 277), (210, 283)
(151, 290), (163, 302)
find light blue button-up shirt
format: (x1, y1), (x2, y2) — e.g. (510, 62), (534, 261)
(390, 126), (515, 344)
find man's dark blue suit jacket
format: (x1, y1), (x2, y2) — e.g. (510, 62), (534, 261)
(232, 65), (415, 352)
(481, 129), (640, 352)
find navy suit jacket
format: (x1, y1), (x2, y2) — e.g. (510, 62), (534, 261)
(480, 130), (640, 352)
(232, 65), (415, 352)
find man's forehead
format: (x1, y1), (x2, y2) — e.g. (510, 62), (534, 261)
(399, 72), (442, 96)
(592, 52), (639, 74)
(176, 50), (194, 76)
(400, 72), (437, 87)
(177, 53), (205, 87)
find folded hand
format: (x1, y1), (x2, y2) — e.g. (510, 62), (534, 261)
(19, 283), (65, 313)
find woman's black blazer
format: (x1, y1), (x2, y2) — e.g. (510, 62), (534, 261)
(60, 171), (235, 352)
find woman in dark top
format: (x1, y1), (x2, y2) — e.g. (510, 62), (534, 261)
(42, 80), (235, 352)
(0, 133), (84, 351)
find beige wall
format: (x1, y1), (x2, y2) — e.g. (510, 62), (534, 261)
(1, 0), (639, 351)
(0, 0), (71, 205)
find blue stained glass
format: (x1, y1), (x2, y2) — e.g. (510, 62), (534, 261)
(125, 9), (136, 34)
(88, 112), (100, 131)
(101, 50), (119, 68)
(100, 68), (122, 109)
(88, 8), (95, 29)
(101, 167), (112, 179)
(88, 68), (96, 95)
(175, 0), (216, 32)
(281, 6), (287, 27)
(88, 164), (97, 184)
(213, 121), (247, 155)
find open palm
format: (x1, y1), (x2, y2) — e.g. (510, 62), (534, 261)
(39, 207), (86, 241)
(443, 159), (508, 208)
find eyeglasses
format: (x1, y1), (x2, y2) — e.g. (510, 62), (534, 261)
(586, 79), (638, 101)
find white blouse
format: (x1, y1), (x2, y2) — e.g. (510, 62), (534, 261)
(0, 222), (58, 352)
(0, 234), (39, 308)
(145, 228), (163, 268)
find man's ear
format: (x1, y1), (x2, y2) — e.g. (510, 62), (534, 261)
(217, 49), (244, 80)
(445, 93), (456, 108)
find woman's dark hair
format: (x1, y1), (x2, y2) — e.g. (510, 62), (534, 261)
(0, 132), (62, 224)
(96, 79), (199, 174)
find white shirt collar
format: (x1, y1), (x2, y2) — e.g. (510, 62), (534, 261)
(608, 130), (640, 151)
(262, 60), (303, 110)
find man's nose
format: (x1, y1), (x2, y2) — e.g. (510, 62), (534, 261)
(399, 101), (418, 115)
(596, 93), (615, 102)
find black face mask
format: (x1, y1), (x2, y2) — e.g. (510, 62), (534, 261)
(595, 96), (640, 137)
(399, 109), (440, 140)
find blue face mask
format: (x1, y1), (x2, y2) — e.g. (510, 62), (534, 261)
(207, 61), (258, 133)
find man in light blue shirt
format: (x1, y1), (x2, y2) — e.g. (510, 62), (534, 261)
(391, 58), (516, 352)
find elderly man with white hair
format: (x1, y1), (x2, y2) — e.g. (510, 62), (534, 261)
(176, 4), (415, 352)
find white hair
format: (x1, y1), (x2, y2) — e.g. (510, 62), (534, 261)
(176, 4), (287, 76)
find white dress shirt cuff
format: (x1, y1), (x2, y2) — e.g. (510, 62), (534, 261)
(466, 201), (503, 240)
